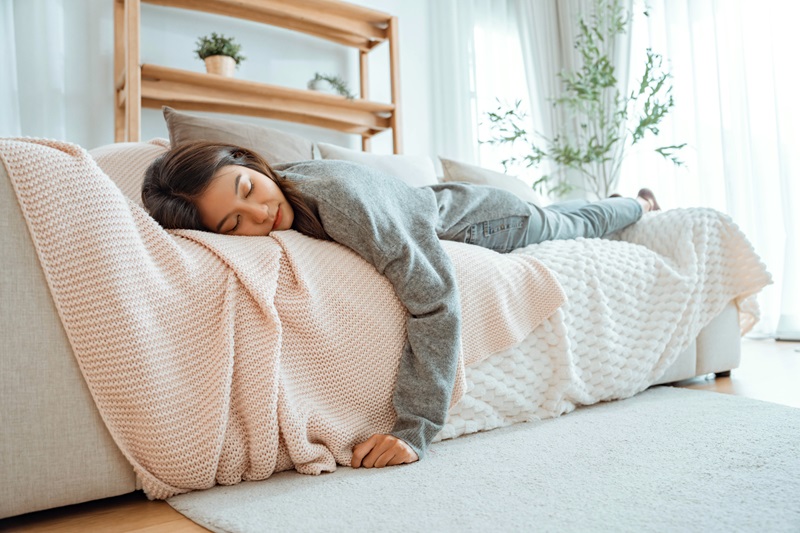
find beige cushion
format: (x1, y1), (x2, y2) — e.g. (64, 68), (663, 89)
(439, 157), (543, 205)
(90, 139), (170, 205)
(163, 106), (315, 165)
(317, 142), (438, 187)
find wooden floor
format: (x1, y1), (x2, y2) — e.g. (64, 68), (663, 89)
(2, 338), (798, 533)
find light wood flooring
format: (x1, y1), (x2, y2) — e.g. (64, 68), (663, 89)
(2, 338), (798, 533)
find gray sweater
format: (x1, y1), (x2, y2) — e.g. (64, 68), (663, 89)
(274, 160), (530, 458)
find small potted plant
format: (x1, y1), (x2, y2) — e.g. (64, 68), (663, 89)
(307, 73), (356, 99)
(194, 32), (245, 77)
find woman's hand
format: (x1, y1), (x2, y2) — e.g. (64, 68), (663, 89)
(351, 434), (419, 468)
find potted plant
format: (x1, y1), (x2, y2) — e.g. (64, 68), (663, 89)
(307, 73), (356, 99)
(194, 32), (245, 77)
(483, 0), (685, 199)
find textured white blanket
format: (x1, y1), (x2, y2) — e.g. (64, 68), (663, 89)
(440, 208), (772, 440)
(2, 139), (565, 499)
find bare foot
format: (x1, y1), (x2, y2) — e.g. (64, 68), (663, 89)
(351, 434), (419, 468)
(637, 188), (661, 211)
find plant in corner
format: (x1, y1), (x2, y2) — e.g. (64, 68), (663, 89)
(483, 0), (685, 199)
(195, 32), (246, 77)
(307, 73), (356, 99)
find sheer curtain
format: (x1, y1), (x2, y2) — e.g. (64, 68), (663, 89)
(514, 0), (634, 198)
(0, 0), (21, 135)
(617, 0), (799, 336)
(0, 0), (67, 140)
(429, 0), (795, 336)
(430, 0), (531, 171)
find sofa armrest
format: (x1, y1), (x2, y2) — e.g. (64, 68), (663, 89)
(0, 157), (136, 519)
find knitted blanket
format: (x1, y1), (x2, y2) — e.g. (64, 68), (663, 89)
(439, 208), (772, 440)
(1, 138), (565, 499)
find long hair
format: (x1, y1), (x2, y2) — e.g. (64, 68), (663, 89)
(141, 141), (329, 240)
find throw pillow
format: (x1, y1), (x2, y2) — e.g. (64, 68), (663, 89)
(162, 106), (315, 165)
(317, 142), (438, 188)
(439, 157), (543, 205)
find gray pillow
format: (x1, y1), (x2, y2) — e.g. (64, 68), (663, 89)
(162, 106), (316, 165)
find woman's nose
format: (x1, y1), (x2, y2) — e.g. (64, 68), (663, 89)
(247, 204), (269, 224)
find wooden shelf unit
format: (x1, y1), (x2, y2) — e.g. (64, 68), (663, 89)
(114, 0), (402, 153)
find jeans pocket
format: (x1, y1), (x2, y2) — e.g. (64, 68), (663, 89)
(466, 216), (529, 253)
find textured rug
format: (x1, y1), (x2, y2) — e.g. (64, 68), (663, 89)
(168, 387), (800, 532)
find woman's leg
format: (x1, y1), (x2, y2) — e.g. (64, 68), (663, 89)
(523, 197), (645, 244)
(544, 199), (591, 214)
(454, 192), (658, 253)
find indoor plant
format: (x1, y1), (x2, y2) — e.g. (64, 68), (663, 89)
(307, 73), (356, 99)
(194, 32), (245, 77)
(484, 0), (685, 199)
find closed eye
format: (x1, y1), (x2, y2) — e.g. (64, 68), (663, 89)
(229, 214), (241, 233)
(245, 182), (254, 198)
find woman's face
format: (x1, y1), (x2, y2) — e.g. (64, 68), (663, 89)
(195, 164), (294, 236)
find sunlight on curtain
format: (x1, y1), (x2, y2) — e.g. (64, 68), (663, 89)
(0, 0), (66, 139)
(430, 0), (795, 336)
(0, 0), (21, 135)
(473, 12), (532, 175)
(430, 0), (533, 174)
(617, 0), (799, 336)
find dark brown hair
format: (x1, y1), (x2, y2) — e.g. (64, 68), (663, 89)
(141, 141), (328, 240)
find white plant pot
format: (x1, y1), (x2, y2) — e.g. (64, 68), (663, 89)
(204, 55), (236, 77)
(308, 79), (338, 95)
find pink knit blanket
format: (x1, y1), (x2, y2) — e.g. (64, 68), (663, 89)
(1, 138), (565, 499)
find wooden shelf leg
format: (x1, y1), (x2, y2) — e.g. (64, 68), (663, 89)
(114, 0), (125, 142)
(388, 16), (402, 154)
(359, 49), (371, 152)
(124, 0), (141, 142)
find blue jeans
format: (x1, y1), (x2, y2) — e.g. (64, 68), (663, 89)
(458, 198), (643, 253)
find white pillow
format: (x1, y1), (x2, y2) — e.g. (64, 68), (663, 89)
(317, 142), (438, 187)
(90, 139), (170, 206)
(439, 157), (543, 205)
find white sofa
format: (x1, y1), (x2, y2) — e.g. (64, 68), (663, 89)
(0, 135), (747, 519)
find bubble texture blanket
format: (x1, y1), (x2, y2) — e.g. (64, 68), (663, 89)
(440, 207), (771, 441)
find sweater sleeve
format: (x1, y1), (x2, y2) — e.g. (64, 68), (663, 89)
(281, 161), (461, 459)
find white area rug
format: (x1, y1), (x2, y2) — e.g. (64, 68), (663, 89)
(168, 387), (800, 532)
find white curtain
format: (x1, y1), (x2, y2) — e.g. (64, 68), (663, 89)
(430, 0), (796, 337)
(514, 0), (634, 198)
(0, 0), (21, 135)
(0, 0), (67, 140)
(430, 0), (529, 170)
(617, 0), (799, 336)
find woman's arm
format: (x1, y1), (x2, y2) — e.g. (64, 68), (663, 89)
(283, 161), (462, 465)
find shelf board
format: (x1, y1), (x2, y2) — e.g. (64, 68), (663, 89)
(140, 64), (394, 136)
(142, 0), (392, 50)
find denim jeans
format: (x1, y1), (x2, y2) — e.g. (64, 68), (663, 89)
(456, 197), (643, 254)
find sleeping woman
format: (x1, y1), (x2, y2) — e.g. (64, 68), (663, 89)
(141, 141), (659, 470)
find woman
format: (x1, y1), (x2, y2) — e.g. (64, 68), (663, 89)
(142, 141), (659, 471)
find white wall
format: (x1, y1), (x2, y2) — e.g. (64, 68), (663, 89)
(22, 0), (433, 156)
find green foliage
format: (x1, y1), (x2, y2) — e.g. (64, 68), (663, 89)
(483, 0), (685, 199)
(308, 73), (356, 99)
(194, 33), (246, 66)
